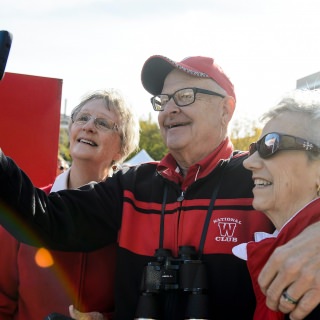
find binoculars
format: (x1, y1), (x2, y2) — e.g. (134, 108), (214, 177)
(135, 246), (210, 319)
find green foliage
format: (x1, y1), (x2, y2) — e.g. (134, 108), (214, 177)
(138, 115), (168, 161)
(230, 118), (262, 152)
(58, 128), (71, 162)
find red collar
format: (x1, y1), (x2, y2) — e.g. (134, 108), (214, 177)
(157, 138), (233, 189)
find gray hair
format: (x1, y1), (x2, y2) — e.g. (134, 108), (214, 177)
(70, 89), (140, 163)
(261, 89), (320, 160)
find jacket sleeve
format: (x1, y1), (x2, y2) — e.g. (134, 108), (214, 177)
(0, 227), (19, 319)
(0, 150), (122, 252)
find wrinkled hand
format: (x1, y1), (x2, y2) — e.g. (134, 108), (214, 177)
(69, 305), (105, 320)
(258, 222), (320, 320)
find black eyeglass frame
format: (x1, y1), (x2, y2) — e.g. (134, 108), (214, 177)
(150, 87), (225, 111)
(249, 132), (320, 159)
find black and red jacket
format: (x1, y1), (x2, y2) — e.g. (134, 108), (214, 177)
(0, 139), (274, 319)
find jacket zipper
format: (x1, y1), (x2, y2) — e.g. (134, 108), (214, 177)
(177, 191), (184, 202)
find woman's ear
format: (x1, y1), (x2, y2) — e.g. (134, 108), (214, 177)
(315, 165), (320, 197)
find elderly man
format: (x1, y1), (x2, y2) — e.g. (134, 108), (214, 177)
(0, 55), (319, 320)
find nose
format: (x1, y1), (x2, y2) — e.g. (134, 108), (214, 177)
(82, 117), (96, 131)
(243, 150), (261, 171)
(162, 98), (180, 113)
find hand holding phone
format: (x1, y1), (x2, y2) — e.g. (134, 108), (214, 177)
(0, 30), (13, 80)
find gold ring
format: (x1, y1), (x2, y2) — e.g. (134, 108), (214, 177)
(282, 290), (298, 305)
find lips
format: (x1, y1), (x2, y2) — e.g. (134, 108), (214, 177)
(253, 178), (272, 186)
(165, 122), (190, 129)
(78, 138), (98, 146)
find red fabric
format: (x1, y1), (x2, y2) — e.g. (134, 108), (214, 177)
(157, 138), (233, 188)
(0, 72), (62, 187)
(0, 228), (116, 320)
(141, 55), (236, 100)
(0, 183), (116, 319)
(246, 198), (320, 320)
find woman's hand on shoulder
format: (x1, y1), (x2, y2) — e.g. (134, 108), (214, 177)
(258, 222), (320, 320)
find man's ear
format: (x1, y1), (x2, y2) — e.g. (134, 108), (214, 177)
(221, 96), (235, 126)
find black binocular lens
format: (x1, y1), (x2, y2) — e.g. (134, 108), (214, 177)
(184, 291), (210, 319)
(134, 292), (161, 319)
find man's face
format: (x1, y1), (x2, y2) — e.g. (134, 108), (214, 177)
(158, 69), (232, 163)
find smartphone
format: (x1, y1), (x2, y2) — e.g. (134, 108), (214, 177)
(0, 30), (13, 80)
(44, 313), (74, 320)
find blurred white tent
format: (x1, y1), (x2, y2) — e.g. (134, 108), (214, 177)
(124, 149), (154, 166)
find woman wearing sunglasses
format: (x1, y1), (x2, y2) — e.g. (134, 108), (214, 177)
(233, 89), (320, 320)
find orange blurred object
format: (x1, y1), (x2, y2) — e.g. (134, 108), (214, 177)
(35, 248), (54, 268)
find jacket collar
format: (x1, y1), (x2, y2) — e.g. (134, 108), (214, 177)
(157, 138), (233, 188)
(50, 168), (70, 192)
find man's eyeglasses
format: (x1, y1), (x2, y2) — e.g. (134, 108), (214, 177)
(151, 87), (225, 111)
(72, 112), (118, 132)
(249, 132), (320, 159)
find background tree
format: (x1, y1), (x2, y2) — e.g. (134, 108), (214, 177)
(58, 128), (71, 163)
(137, 114), (167, 161)
(230, 117), (262, 151)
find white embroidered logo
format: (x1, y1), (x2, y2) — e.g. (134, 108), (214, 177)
(213, 217), (242, 242)
(218, 222), (236, 237)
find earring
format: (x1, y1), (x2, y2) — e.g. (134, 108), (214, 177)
(317, 185), (320, 197)
(111, 160), (118, 172)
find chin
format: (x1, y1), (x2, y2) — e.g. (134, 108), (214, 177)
(166, 137), (187, 149)
(252, 199), (265, 213)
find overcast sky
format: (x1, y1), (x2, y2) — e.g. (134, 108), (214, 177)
(2, 0), (320, 127)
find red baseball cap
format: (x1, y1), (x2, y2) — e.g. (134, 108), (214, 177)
(141, 55), (236, 101)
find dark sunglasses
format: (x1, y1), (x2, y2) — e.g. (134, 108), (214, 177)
(249, 132), (320, 159)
